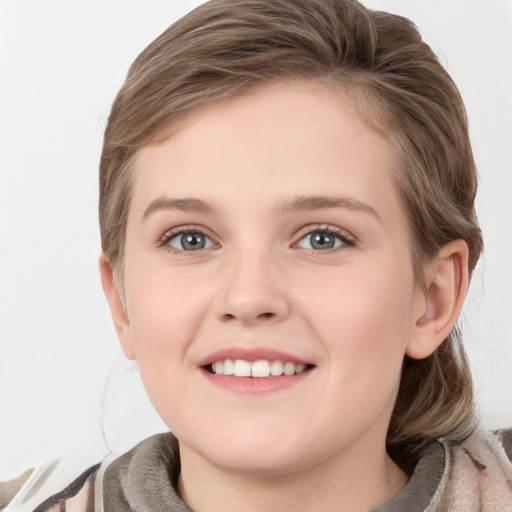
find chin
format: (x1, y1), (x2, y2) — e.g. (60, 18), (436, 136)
(213, 451), (307, 477)
(198, 429), (314, 477)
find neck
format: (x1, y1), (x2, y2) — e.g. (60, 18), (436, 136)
(177, 442), (408, 512)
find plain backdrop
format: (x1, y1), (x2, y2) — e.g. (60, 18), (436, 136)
(1, 0), (511, 479)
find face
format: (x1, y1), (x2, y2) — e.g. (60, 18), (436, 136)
(113, 82), (428, 476)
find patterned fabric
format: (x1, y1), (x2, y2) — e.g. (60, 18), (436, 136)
(0, 457), (110, 512)
(2, 429), (512, 511)
(31, 464), (99, 512)
(0, 464), (100, 512)
(0, 470), (33, 510)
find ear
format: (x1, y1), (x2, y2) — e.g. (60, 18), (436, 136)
(99, 255), (136, 360)
(406, 240), (469, 359)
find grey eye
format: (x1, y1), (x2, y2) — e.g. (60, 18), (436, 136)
(297, 231), (344, 250)
(169, 232), (213, 251)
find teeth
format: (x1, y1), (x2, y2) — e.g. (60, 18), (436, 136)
(211, 359), (309, 377)
(233, 359), (252, 377)
(270, 360), (284, 376)
(252, 360), (270, 377)
(223, 359), (234, 375)
(295, 364), (306, 374)
(283, 362), (295, 376)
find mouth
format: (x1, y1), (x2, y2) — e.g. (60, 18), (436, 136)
(198, 347), (316, 393)
(205, 359), (314, 378)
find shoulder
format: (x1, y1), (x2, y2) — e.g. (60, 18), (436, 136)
(433, 428), (512, 511)
(0, 434), (181, 512)
(102, 433), (187, 511)
(0, 469), (34, 510)
(1, 455), (111, 512)
(494, 428), (512, 462)
(449, 428), (512, 476)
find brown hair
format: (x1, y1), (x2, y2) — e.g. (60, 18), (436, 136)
(99, 0), (482, 469)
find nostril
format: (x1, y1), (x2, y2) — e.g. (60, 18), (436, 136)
(220, 311), (275, 323)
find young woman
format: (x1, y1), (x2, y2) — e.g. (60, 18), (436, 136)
(2, 0), (511, 510)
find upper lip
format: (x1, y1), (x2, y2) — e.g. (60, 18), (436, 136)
(197, 346), (313, 368)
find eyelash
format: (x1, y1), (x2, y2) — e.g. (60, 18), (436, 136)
(158, 224), (356, 255)
(159, 226), (216, 256)
(294, 225), (355, 253)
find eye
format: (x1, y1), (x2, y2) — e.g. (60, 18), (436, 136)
(167, 231), (215, 251)
(296, 228), (352, 251)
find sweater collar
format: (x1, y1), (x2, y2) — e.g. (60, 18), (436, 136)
(103, 433), (445, 512)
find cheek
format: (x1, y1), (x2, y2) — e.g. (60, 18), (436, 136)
(302, 260), (416, 383)
(127, 256), (204, 327)
(124, 262), (213, 373)
(123, 265), (211, 422)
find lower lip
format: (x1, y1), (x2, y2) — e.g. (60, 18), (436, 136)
(200, 368), (313, 394)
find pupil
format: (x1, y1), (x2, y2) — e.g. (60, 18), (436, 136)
(311, 232), (334, 249)
(182, 233), (205, 250)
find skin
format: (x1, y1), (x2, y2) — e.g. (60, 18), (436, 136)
(101, 82), (469, 512)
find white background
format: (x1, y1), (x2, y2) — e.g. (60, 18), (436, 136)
(1, 0), (511, 479)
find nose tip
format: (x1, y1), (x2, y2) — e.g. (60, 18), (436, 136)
(214, 253), (290, 325)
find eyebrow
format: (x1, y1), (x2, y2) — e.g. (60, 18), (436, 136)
(279, 195), (381, 221)
(142, 194), (380, 222)
(142, 197), (214, 220)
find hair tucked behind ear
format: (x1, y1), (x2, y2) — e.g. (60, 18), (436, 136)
(99, 0), (482, 470)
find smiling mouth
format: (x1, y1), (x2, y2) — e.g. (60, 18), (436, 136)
(206, 359), (314, 378)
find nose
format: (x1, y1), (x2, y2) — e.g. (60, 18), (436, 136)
(213, 247), (291, 325)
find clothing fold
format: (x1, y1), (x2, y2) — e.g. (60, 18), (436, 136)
(2, 429), (512, 511)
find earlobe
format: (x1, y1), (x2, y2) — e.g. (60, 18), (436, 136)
(406, 240), (469, 359)
(99, 255), (136, 360)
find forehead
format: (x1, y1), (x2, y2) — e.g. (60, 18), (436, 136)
(129, 82), (401, 223)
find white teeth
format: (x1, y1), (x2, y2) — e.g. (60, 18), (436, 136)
(211, 359), (309, 377)
(295, 364), (306, 375)
(223, 359), (234, 375)
(252, 360), (270, 377)
(270, 360), (284, 376)
(283, 362), (296, 376)
(233, 359), (252, 377)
